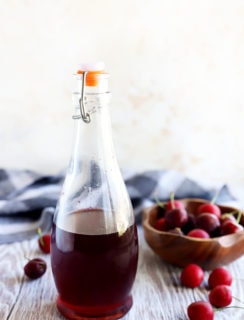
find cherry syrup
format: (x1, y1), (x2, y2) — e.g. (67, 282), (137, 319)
(51, 211), (138, 320)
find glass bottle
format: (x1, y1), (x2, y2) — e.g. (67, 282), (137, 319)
(51, 62), (138, 320)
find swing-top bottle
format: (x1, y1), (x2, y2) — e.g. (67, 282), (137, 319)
(50, 62), (139, 320)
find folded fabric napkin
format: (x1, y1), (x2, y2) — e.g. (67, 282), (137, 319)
(0, 168), (235, 244)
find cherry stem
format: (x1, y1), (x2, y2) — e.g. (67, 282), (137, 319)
(222, 210), (243, 224)
(170, 192), (175, 209)
(154, 192), (164, 208)
(211, 189), (220, 204)
(218, 306), (244, 311)
(236, 211), (242, 224)
(24, 256), (31, 262)
(222, 210), (240, 220)
(214, 297), (244, 313)
(37, 227), (42, 236)
(37, 228), (44, 246)
(232, 296), (244, 305)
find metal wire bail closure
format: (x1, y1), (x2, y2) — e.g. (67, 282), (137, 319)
(79, 71), (91, 123)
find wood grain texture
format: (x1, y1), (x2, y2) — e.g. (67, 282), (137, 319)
(0, 227), (244, 320)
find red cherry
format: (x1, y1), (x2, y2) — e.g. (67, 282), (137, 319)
(209, 285), (232, 307)
(197, 203), (221, 218)
(154, 218), (168, 231)
(165, 208), (188, 228)
(220, 220), (243, 235)
(38, 228), (51, 254)
(187, 228), (210, 239)
(180, 264), (204, 288)
(165, 199), (184, 211)
(196, 213), (220, 235)
(163, 192), (185, 212)
(187, 301), (214, 320)
(24, 258), (47, 279)
(208, 267), (232, 289)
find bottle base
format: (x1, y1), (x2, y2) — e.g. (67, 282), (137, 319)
(56, 295), (133, 320)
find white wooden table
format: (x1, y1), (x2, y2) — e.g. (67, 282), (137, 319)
(1, 226), (244, 320)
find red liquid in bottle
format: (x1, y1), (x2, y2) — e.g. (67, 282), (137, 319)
(51, 209), (138, 320)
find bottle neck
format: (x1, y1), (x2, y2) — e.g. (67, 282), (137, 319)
(71, 88), (116, 171)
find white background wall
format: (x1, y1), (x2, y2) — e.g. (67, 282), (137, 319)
(1, 0), (244, 188)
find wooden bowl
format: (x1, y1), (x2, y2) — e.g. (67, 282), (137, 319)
(142, 198), (244, 270)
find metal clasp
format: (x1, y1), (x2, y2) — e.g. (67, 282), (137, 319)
(73, 72), (91, 123)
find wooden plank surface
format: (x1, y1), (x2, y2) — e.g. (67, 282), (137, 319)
(1, 227), (244, 320)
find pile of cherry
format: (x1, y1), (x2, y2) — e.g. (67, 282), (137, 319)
(180, 263), (243, 320)
(153, 195), (244, 238)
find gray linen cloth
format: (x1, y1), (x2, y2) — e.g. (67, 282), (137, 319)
(0, 168), (235, 244)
